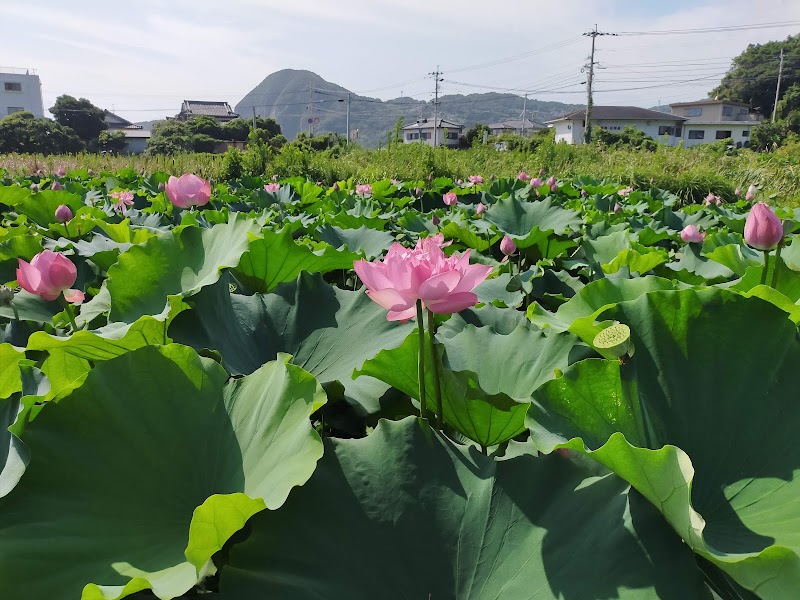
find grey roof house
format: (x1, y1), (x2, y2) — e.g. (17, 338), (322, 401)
(488, 118), (547, 137)
(103, 110), (150, 154)
(547, 106), (686, 145)
(402, 117), (464, 147)
(173, 100), (239, 123)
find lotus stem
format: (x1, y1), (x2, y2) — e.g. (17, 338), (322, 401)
(416, 299), (427, 420)
(427, 309), (443, 429)
(761, 250), (771, 286)
(771, 242), (783, 288)
(63, 300), (79, 333)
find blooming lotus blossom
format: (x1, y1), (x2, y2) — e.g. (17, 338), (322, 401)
(745, 184), (757, 201)
(475, 202), (486, 216)
(51, 180), (63, 191)
(500, 235), (517, 256)
(54, 205), (73, 223)
(680, 225), (705, 243)
(443, 191), (458, 206)
(744, 202), (783, 250)
(16, 250), (84, 304)
(264, 183), (280, 193)
(356, 184), (372, 196)
(518, 171), (531, 182)
(110, 190), (134, 212)
(468, 175), (483, 184)
(618, 187), (632, 197)
(354, 236), (492, 321)
(165, 174), (211, 209)
(530, 177), (543, 188)
(704, 193), (722, 206)
(613, 203), (622, 213)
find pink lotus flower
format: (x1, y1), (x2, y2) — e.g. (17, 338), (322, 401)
(456, 179), (464, 185)
(539, 169), (545, 176)
(110, 190), (134, 212)
(735, 187), (742, 197)
(468, 175), (483, 185)
(158, 182), (166, 191)
(530, 177), (543, 188)
(391, 178), (399, 185)
(264, 183), (280, 193)
(500, 235), (517, 256)
(518, 171), (531, 182)
(54, 205), (73, 223)
(356, 184), (372, 196)
(354, 236), (492, 321)
(16, 251), (84, 304)
(613, 203), (622, 213)
(443, 191), (458, 206)
(618, 187), (632, 197)
(704, 193), (722, 206)
(51, 180), (63, 191)
(165, 174), (211, 209)
(680, 225), (705, 243)
(475, 202), (486, 216)
(87, 169), (95, 176)
(56, 168), (66, 177)
(744, 202), (783, 251)
(546, 176), (556, 188)
(550, 184), (557, 193)
(745, 184), (757, 201)
(415, 186), (423, 197)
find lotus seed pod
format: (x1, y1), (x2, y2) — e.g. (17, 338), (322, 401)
(0, 285), (14, 306)
(593, 323), (633, 358)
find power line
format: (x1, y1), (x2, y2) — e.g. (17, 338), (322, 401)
(446, 36), (584, 74)
(616, 20), (800, 36)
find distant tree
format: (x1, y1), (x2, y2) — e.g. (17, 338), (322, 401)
(97, 130), (128, 153)
(465, 123), (488, 146)
(752, 121), (788, 151)
(49, 95), (107, 143)
(187, 115), (223, 140)
(291, 131), (345, 152)
(145, 120), (194, 155)
(222, 118), (252, 141)
(0, 112), (82, 154)
(711, 35), (800, 117)
(594, 125), (657, 151)
(254, 116), (282, 138)
(393, 117), (405, 144)
(191, 134), (218, 153)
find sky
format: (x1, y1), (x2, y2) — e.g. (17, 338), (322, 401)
(1, 0), (799, 123)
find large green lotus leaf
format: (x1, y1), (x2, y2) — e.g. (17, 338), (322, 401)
(169, 274), (413, 415)
(314, 224), (395, 258)
(527, 289), (800, 598)
(703, 238), (761, 277)
(0, 230), (43, 283)
(0, 345), (326, 600)
(220, 417), (711, 599)
(437, 318), (590, 402)
(0, 343), (24, 399)
(15, 190), (86, 226)
(729, 261), (800, 302)
(474, 272), (525, 307)
(602, 245), (669, 275)
(234, 228), (360, 293)
(484, 196), (582, 238)
(583, 230), (630, 266)
(357, 331), (529, 447)
(0, 289), (62, 323)
(106, 216), (259, 323)
(440, 221), (498, 252)
(664, 244), (734, 283)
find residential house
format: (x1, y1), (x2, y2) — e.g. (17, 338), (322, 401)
(547, 106), (686, 145)
(0, 68), (44, 119)
(103, 110), (151, 154)
(402, 117), (464, 147)
(488, 118), (547, 137)
(173, 100), (239, 124)
(669, 99), (759, 148)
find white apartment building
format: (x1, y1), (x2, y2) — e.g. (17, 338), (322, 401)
(402, 117), (464, 147)
(0, 68), (44, 119)
(670, 99), (759, 148)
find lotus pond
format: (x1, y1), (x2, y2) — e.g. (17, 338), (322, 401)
(1, 168), (800, 599)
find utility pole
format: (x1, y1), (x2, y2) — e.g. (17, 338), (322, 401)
(252, 106), (257, 132)
(582, 25), (617, 144)
(521, 93), (528, 135)
(338, 93), (351, 144)
(773, 48), (785, 123)
(430, 66), (443, 147)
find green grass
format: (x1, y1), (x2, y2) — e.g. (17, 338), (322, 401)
(3, 141), (800, 206)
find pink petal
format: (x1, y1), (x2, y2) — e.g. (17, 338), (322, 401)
(387, 306), (418, 322)
(425, 292), (480, 315)
(64, 289), (85, 304)
(452, 264), (493, 294)
(366, 288), (415, 313)
(418, 270), (462, 302)
(16, 259), (41, 295)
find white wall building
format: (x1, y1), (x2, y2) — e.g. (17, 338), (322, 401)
(0, 68), (44, 119)
(669, 99), (759, 148)
(402, 117), (464, 147)
(547, 106), (686, 145)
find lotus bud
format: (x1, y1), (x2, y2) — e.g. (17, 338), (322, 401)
(530, 177), (543, 188)
(550, 183), (557, 192)
(0, 285), (14, 307)
(87, 168), (95, 176)
(272, 174), (278, 181)
(475, 202), (486, 216)
(593, 323), (634, 359)
(56, 168), (66, 177)
(744, 202), (783, 250)
(432, 214), (440, 226)
(613, 203), (622, 213)
(745, 184), (757, 201)
(518, 171), (531, 182)
(680, 224), (705, 243)
(415, 186), (423, 197)
(580, 189), (588, 198)
(333, 182), (340, 192)
(54, 204), (73, 223)
(30, 183), (39, 193)
(546, 176), (556, 187)
(539, 169), (545, 176)
(443, 191), (457, 206)
(456, 179), (464, 185)
(500, 235), (517, 256)
(158, 182), (166, 191)
(735, 187), (741, 197)
(51, 180), (63, 191)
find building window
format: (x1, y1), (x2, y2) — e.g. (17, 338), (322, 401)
(407, 133), (419, 140)
(7, 107), (24, 115)
(738, 108), (749, 116)
(688, 130), (705, 139)
(686, 107), (702, 117)
(675, 126), (682, 137)
(4, 82), (22, 92)
(421, 132), (431, 140)
(446, 132), (458, 140)
(658, 125), (675, 136)
(715, 130), (732, 139)
(722, 106), (734, 117)
(742, 129), (750, 137)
